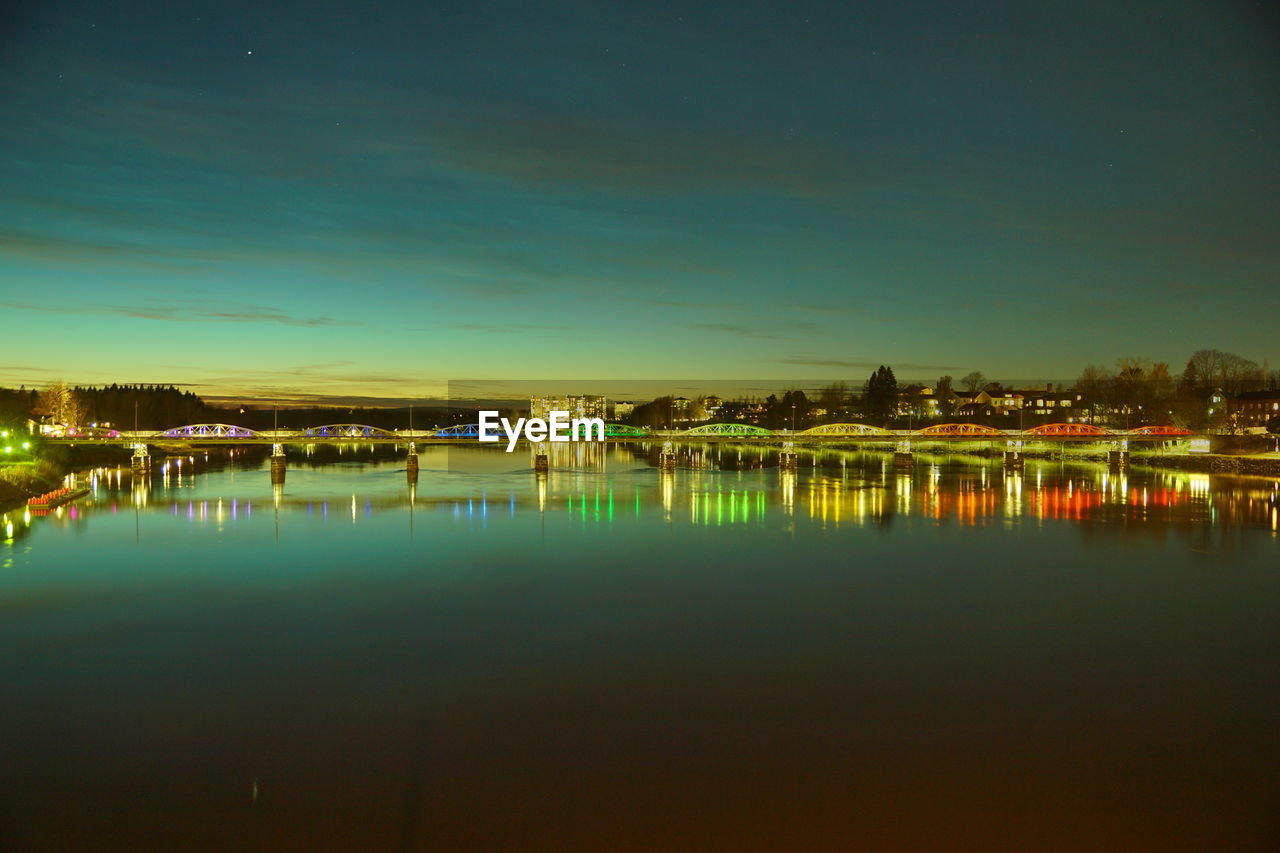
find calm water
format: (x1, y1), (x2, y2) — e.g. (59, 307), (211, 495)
(2, 443), (1279, 851)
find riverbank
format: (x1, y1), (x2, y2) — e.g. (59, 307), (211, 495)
(1138, 452), (1280, 476)
(0, 461), (65, 506)
(1, 443), (135, 506)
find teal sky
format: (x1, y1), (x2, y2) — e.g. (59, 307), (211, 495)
(1, 1), (1278, 402)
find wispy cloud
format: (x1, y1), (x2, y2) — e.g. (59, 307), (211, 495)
(690, 321), (824, 341)
(779, 355), (959, 371)
(0, 300), (358, 328)
(449, 323), (571, 332)
(690, 323), (787, 340)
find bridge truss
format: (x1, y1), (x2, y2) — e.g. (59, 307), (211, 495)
(917, 423), (1007, 437)
(1024, 423), (1112, 437)
(158, 424), (258, 439)
(604, 423), (648, 437)
(683, 423), (774, 436)
(435, 424), (485, 438)
(797, 423), (893, 437)
(1128, 425), (1192, 436)
(302, 424), (398, 439)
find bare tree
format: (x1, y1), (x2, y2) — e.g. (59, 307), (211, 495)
(817, 382), (849, 422)
(1110, 358), (1173, 426)
(687, 396), (709, 422)
(1076, 365), (1113, 424)
(36, 381), (84, 427)
(961, 371), (985, 393)
(1185, 349), (1261, 394)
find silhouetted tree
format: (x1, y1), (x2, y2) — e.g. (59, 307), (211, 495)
(817, 382), (849, 423)
(630, 396), (677, 429)
(1076, 365), (1112, 425)
(35, 382), (84, 427)
(863, 366), (898, 425)
(935, 375), (956, 418)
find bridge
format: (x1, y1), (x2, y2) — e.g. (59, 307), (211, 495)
(40, 421), (1201, 446)
(34, 420), (1210, 484)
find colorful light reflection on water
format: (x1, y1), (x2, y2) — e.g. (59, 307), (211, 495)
(1, 444), (1278, 850)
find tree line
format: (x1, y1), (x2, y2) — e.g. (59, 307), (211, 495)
(619, 349), (1279, 431)
(4, 348), (1276, 435)
(0, 382), (467, 432)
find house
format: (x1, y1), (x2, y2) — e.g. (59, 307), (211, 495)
(1232, 390), (1280, 427)
(1020, 385), (1083, 417)
(954, 390), (1023, 417)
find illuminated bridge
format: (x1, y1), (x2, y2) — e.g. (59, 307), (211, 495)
(41, 421), (1201, 446)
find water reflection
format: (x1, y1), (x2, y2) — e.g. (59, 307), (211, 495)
(2, 444), (1279, 851)
(6, 445), (1277, 551)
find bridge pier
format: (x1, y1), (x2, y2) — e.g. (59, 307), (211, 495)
(778, 441), (798, 471)
(1108, 439), (1130, 470)
(270, 443), (286, 484)
(534, 446), (550, 473)
(1003, 440), (1024, 470)
(658, 441), (677, 471)
(893, 439), (913, 468)
(406, 442), (419, 483)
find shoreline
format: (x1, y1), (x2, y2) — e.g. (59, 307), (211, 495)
(0, 464), (64, 508)
(1135, 453), (1280, 476)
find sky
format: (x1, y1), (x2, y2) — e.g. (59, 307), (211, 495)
(1, 0), (1278, 403)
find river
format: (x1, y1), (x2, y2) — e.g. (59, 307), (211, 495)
(2, 443), (1278, 851)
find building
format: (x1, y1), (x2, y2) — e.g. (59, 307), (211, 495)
(529, 395), (607, 421)
(903, 386), (942, 418)
(610, 400), (636, 420)
(1020, 386), (1082, 417)
(954, 390), (1023, 417)
(1232, 390), (1280, 428)
(917, 387), (941, 416)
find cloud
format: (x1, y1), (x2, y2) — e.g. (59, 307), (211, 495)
(4, 50), (884, 201)
(0, 228), (206, 274)
(690, 321), (825, 341)
(789, 303), (844, 315)
(690, 323), (787, 340)
(449, 323), (571, 332)
(779, 355), (959, 371)
(0, 299), (358, 328)
(200, 392), (458, 408)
